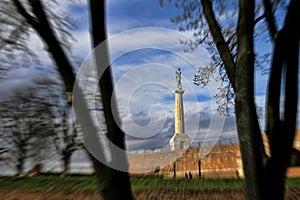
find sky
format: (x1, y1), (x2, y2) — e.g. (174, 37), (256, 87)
(71, 0), (299, 150)
(69, 0), (241, 151)
(1, 0), (299, 153)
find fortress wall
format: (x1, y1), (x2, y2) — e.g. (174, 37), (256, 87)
(128, 144), (242, 178)
(128, 131), (300, 178)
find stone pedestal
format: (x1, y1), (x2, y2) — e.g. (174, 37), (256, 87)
(170, 88), (190, 150)
(170, 133), (191, 150)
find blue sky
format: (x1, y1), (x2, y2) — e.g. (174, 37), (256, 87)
(1, 0), (299, 151)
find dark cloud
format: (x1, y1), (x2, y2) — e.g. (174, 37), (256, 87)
(125, 110), (237, 150)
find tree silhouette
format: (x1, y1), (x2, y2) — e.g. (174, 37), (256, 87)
(8, 0), (134, 199)
(162, 0), (299, 199)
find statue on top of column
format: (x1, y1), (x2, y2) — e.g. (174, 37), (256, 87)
(176, 68), (182, 89)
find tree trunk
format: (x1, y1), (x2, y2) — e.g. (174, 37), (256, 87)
(13, 0), (75, 93)
(201, 0), (236, 89)
(264, 0), (300, 199)
(16, 158), (24, 176)
(16, 142), (26, 176)
(88, 1), (134, 199)
(200, 0), (298, 199)
(90, 156), (134, 200)
(62, 151), (71, 176)
(235, 1), (265, 199)
(14, 1), (134, 199)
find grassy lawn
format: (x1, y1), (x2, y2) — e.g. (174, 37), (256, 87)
(131, 175), (244, 191)
(0, 175), (98, 191)
(0, 175), (299, 191)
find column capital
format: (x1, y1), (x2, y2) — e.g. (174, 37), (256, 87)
(174, 89), (185, 94)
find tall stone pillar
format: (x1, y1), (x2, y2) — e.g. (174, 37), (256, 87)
(170, 68), (190, 150)
(174, 89), (185, 134)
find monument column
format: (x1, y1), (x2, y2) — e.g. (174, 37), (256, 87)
(170, 68), (190, 150)
(174, 89), (185, 134)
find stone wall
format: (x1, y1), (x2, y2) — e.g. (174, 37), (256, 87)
(128, 144), (242, 178)
(128, 131), (300, 178)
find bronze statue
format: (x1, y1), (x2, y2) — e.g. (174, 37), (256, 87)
(176, 68), (182, 89)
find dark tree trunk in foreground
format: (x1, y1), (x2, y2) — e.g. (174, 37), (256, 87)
(235, 1), (265, 199)
(201, 0), (266, 198)
(88, 1), (134, 199)
(264, 0), (300, 199)
(200, 0), (299, 199)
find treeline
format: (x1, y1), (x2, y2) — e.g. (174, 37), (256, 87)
(0, 71), (84, 176)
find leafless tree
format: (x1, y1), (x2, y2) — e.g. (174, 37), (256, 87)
(0, 86), (57, 175)
(5, 0), (134, 199)
(52, 93), (80, 176)
(162, 0), (299, 199)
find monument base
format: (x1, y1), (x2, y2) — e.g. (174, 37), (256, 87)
(169, 133), (191, 151)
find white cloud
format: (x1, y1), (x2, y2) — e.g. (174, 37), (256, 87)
(0, 67), (55, 100)
(108, 28), (186, 58)
(72, 30), (91, 58)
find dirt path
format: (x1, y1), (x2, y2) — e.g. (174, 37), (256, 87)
(0, 189), (299, 200)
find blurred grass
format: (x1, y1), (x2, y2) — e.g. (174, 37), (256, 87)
(0, 175), (98, 191)
(0, 175), (299, 191)
(285, 177), (300, 188)
(131, 175), (244, 191)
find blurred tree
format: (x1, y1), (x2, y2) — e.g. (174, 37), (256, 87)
(59, 111), (77, 175)
(162, 0), (299, 199)
(52, 92), (80, 176)
(0, 0), (32, 78)
(0, 0), (81, 176)
(6, 0), (134, 199)
(11, 0), (76, 92)
(0, 0), (76, 80)
(0, 84), (57, 175)
(31, 71), (82, 176)
(264, 0), (299, 198)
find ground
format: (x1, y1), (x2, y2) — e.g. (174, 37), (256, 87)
(1, 175), (299, 199)
(1, 189), (300, 200)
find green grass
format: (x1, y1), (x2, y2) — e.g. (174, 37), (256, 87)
(0, 175), (98, 191)
(285, 177), (300, 188)
(0, 175), (299, 191)
(131, 176), (244, 191)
